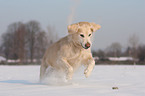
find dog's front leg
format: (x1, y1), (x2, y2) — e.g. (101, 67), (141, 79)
(84, 58), (95, 78)
(58, 57), (73, 80)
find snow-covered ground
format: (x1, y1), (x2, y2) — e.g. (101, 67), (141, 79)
(0, 65), (145, 96)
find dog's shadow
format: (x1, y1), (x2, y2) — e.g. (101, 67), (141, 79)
(0, 80), (42, 85)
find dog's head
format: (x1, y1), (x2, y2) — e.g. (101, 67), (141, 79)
(68, 22), (101, 49)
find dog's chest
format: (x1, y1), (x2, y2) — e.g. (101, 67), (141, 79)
(67, 50), (88, 67)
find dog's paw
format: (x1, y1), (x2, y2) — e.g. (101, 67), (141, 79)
(84, 69), (88, 74)
(84, 69), (91, 78)
(66, 75), (72, 80)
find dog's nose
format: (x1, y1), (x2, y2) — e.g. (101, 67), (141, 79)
(85, 42), (90, 48)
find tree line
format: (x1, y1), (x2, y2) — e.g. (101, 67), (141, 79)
(92, 34), (145, 63)
(0, 20), (57, 64)
(0, 21), (145, 64)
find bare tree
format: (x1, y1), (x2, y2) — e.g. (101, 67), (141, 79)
(1, 22), (25, 61)
(1, 22), (26, 64)
(106, 42), (122, 57)
(137, 45), (145, 62)
(25, 20), (41, 63)
(129, 34), (139, 49)
(47, 25), (58, 46)
(1, 33), (12, 60)
(128, 33), (139, 63)
(123, 47), (132, 56)
(35, 31), (48, 63)
(92, 49), (105, 58)
(15, 23), (26, 63)
(0, 20), (56, 64)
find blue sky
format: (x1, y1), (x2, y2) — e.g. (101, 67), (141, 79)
(0, 0), (145, 50)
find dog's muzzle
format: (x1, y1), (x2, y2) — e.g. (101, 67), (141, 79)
(81, 42), (91, 49)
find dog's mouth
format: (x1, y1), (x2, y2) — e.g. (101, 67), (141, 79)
(81, 43), (90, 49)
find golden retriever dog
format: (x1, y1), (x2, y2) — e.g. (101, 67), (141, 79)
(40, 22), (101, 81)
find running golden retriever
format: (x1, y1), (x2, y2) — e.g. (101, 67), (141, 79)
(40, 22), (101, 81)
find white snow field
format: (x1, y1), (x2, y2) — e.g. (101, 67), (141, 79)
(0, 65), (145, 96)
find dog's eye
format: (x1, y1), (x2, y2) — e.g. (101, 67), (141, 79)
(80, 34), (84, 38)
(88, 34), (91, 37)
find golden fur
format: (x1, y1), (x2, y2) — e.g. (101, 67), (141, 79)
(40, 22), (101, 81)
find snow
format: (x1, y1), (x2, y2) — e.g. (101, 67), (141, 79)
(0, 65), (145, 96)
(108, 57), (133, 61)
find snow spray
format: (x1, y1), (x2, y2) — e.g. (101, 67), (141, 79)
(67, 0), (80, 25)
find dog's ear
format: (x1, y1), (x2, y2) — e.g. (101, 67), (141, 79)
(90, 22), (101, 32)
(67, 23), (79, 34)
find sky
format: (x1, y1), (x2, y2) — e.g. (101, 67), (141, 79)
(0, 0), (145, 50)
